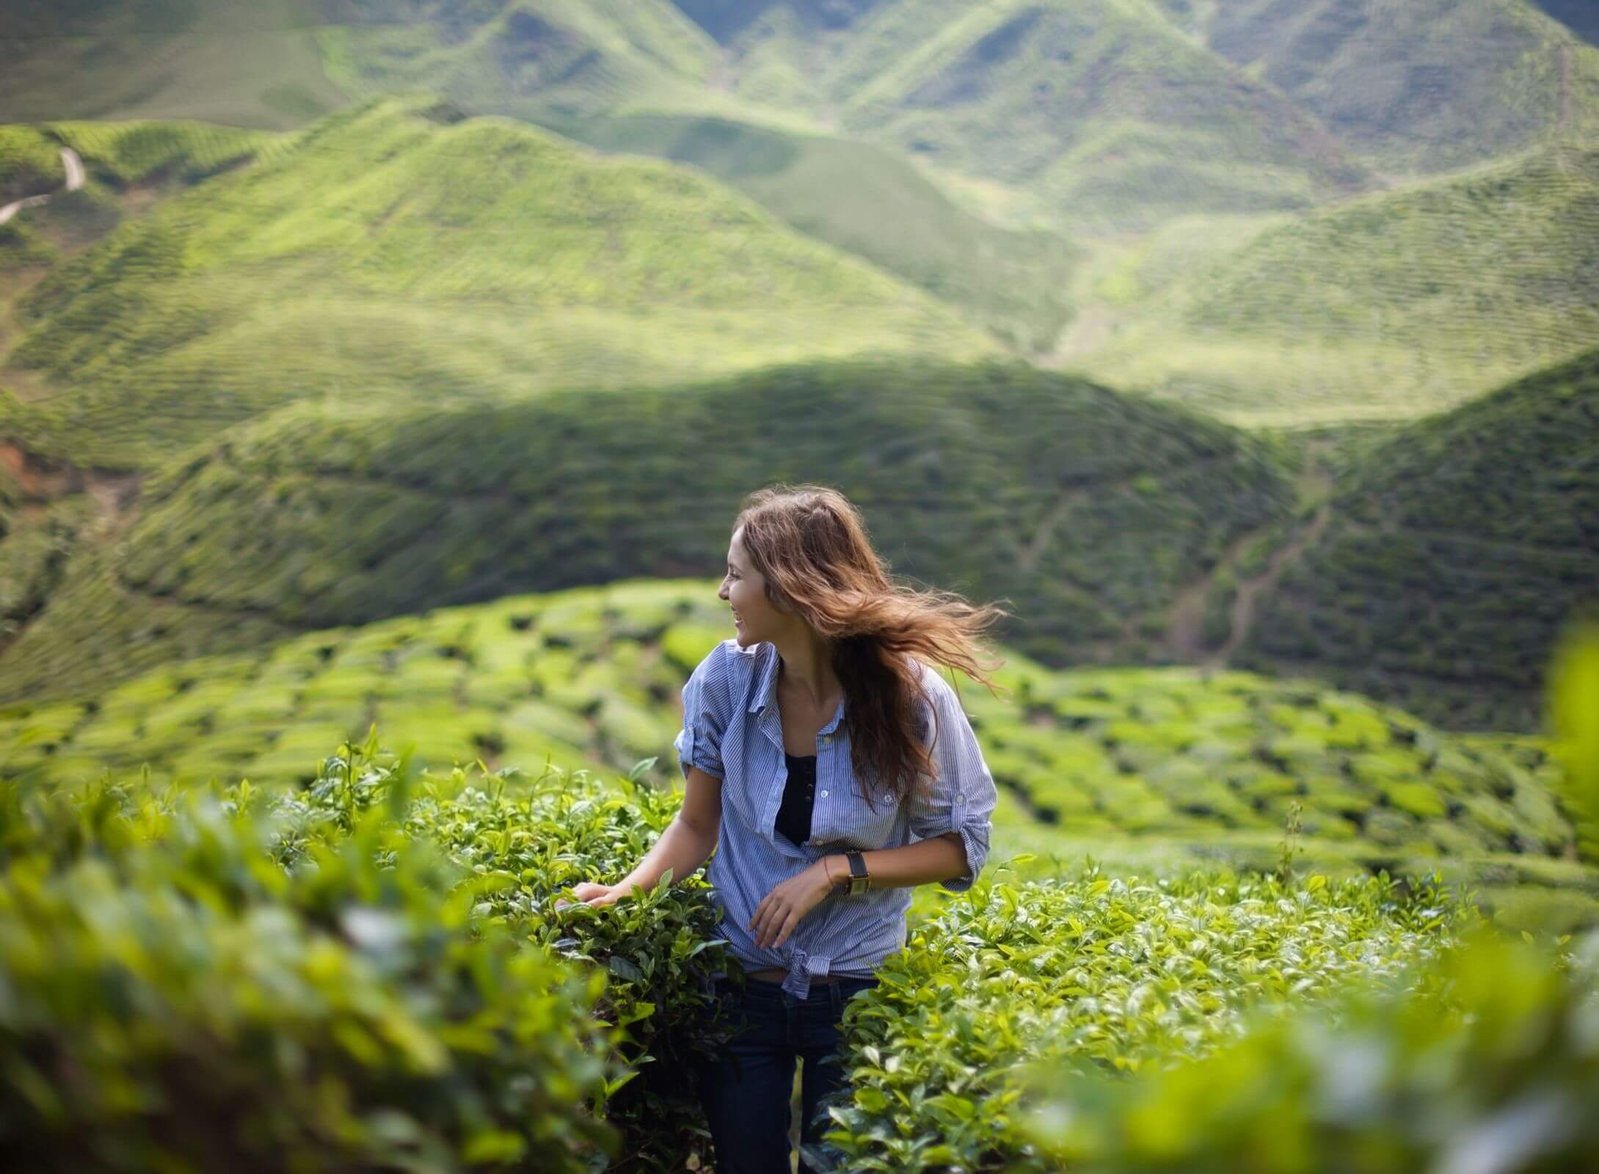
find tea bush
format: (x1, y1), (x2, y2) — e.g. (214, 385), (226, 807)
(0, 773), (617, 1171)
(1021, 928), (1599, 1173)
(821, 868), (1472, 1172)
(0, 736), (732, 1170)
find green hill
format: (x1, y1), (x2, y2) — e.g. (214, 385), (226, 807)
(0, 0), (726, 131)
(0, 97), (990, 469)
(0, 361), (1295, 703)
(1064, 141), (1599, 426)
(1234, 348), (1599, 733)
(316, 0), (722, 123)
(675, 0), (1373, 231)
(562, 113), (1079, 351)
(1170, 0), (1599, 172)
(0, 578), (1590, 931)
(0, 0), (347, 128)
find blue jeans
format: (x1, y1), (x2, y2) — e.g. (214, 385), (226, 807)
(696, 973), (877, 1174)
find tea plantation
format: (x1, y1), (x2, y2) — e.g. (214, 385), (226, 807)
(0, 360), (1295, 703)
(1237, 347), (1599, 733)
(0, 96), (989, 470)
(1, 579), (1593, 935)
(1, 705), (1594, 1170)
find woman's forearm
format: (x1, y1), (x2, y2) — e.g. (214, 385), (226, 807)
(822, 832), (968, 890)
(616, 815), (719, 894)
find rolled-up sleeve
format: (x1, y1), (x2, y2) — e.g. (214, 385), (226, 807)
(674, 642), (731, 780)
(908, 666), (997, 892)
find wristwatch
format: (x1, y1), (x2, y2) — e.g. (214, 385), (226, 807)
(839, 851), (869, 896)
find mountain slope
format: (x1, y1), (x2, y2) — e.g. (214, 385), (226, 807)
(1064, 141), (1599, 426)
(1171, 0), (1599, 172)
(565, 112), (1079, 349)
(678, 0), (1373, 230)
(0, 97), (990, 469)
(1234, 347), (1599, 732)
(316, 0), (721, 122)
(0, 361), (1295, 703)
(0, 0), (346, 128)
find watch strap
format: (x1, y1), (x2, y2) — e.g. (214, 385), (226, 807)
(844, 851), (869, 895)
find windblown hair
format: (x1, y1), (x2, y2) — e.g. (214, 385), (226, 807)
(734, 484), (1005, 807)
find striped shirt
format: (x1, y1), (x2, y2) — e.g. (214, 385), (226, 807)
(674, 639), (998, 998)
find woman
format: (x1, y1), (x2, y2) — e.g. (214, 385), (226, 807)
(571, 485), (1001, 1174)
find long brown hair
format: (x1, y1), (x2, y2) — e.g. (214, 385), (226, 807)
(734, 484), (1005, 806)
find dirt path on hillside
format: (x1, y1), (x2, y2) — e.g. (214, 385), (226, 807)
(1166, 448), (1339, 665)
(1206, 500), (1333, 667)
(0, 148), (85, 227)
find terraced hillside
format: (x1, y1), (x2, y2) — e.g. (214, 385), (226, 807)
(0, 361), (1296, 703)
(1235, 348), (1599, 734)
(1162, 0), (1599, 171)
(0, 579), (1590, 931)
(564, 114), (1080, 351)
(0, 0), (347, 129)
(672, 0), (1373, 231)
(0, 97), (990, 469)
(1065, 141), (1599, 425)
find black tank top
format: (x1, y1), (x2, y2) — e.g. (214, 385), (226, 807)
(775, 753), (817, 847)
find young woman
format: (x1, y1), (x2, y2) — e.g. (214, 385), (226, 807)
(571, 485), (1001, 1174)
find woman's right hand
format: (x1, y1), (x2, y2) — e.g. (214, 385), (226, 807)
(568, 881), (629, 907)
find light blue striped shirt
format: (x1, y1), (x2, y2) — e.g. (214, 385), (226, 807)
(674, 639), (997, 998)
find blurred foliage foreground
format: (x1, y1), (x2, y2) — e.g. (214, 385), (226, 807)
(0, 624), (1596, 1172)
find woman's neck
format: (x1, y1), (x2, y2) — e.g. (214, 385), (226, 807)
(773, 628), (840, 707)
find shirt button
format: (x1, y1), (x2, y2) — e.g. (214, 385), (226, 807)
(820, 789), (829, 798)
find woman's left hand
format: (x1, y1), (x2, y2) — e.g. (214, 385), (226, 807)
(749, 861), (836, 950)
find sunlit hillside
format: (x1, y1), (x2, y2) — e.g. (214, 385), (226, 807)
(0, 97), (990, 469)
(564, 113), (1080, 351)
(1064, 142), (1599, 425)
(1158, 0), (1599, 171)
(676, 0), (1372, 231)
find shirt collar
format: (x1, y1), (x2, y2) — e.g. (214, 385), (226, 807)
(748, 643), (781, 714)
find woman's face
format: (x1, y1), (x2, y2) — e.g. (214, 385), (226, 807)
(719, 528), (789, 648)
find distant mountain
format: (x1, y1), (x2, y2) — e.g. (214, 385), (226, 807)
(1065, 141), (1599, 426)
(1235, 348), (1599, 732)
(0, 361), (1295, 703)
(0, 97), (989, 469)
(0, 0), (345, 128)
(1161, 0), (1599, 171)
(672, 0), (1373, 230)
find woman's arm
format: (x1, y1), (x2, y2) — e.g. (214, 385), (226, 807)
(571, 767), (723, 906)
(747, 834), (968, 949)
(825, 832), (968, 889)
